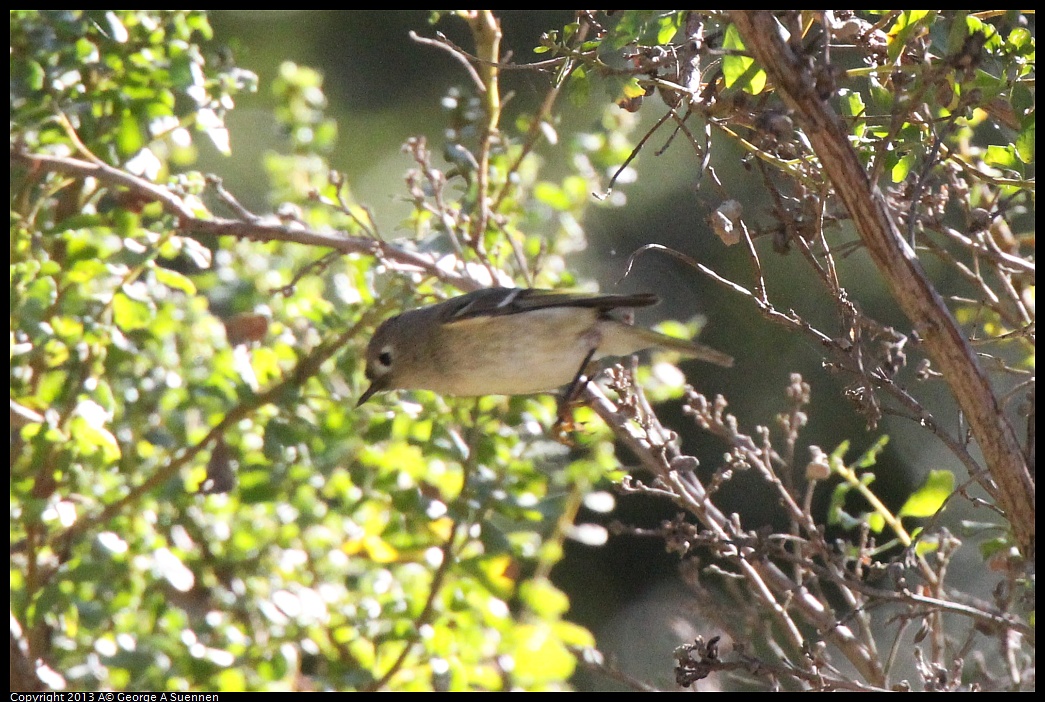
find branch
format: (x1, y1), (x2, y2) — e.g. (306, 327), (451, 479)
(729, 11), (1034, 556)
(9, 147), (483, 293)
(583, 383), (885, 685)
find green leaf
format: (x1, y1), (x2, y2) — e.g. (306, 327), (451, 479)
(913, 532), (941, 556)
(722, 24), (766, 95)
(839, 88), (867, 138)
(519, 578), (569, 617)
(887, 11), (936, 63)
(828, 482), (855, 527)
(23, 60), (45, 91)
(1007, 26), (1032, 51)
(152, 266), (197, 296)
(1015, 118), (1032, 161)
(868, 512), (885, 533)
(69, 413), (122, 463)
(853, 435), (889, 469)
(504, 623), (576, 686)
(566, 66), (591, 106)
(116, 110), (144, 157)
(891, 152), (916, 183)
(111, 291), (152, 331)
(655, 13), (683, 44)
(898, 470), (954, 519)
(829, 439), (851, 466)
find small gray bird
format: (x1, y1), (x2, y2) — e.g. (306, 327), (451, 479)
(357, 288), (733, 406)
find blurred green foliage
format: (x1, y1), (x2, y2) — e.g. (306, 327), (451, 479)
(9, 9), (654, 692)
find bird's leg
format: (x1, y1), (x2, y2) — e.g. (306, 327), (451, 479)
(552, 347), (599, 444)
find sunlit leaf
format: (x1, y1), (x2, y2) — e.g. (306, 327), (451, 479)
(898, 470), (954, 519)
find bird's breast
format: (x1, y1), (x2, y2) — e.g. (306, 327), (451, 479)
(425, 308), (602, 396)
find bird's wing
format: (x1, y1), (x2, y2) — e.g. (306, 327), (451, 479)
(444, 288), (659, 322)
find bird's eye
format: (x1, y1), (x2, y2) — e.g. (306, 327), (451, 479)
(377, 348), (393, 368)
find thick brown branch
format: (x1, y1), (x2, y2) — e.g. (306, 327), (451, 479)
(729, 11), (1034, 556)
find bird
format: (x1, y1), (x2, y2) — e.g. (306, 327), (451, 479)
(357, 287), (732, 406)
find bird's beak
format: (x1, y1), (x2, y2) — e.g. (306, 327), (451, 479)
(356, 377), (388, 407)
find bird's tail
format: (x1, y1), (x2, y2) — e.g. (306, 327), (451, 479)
(602, 324), (734, 367)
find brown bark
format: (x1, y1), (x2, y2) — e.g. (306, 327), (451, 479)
(729, 11), (1034, 556)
